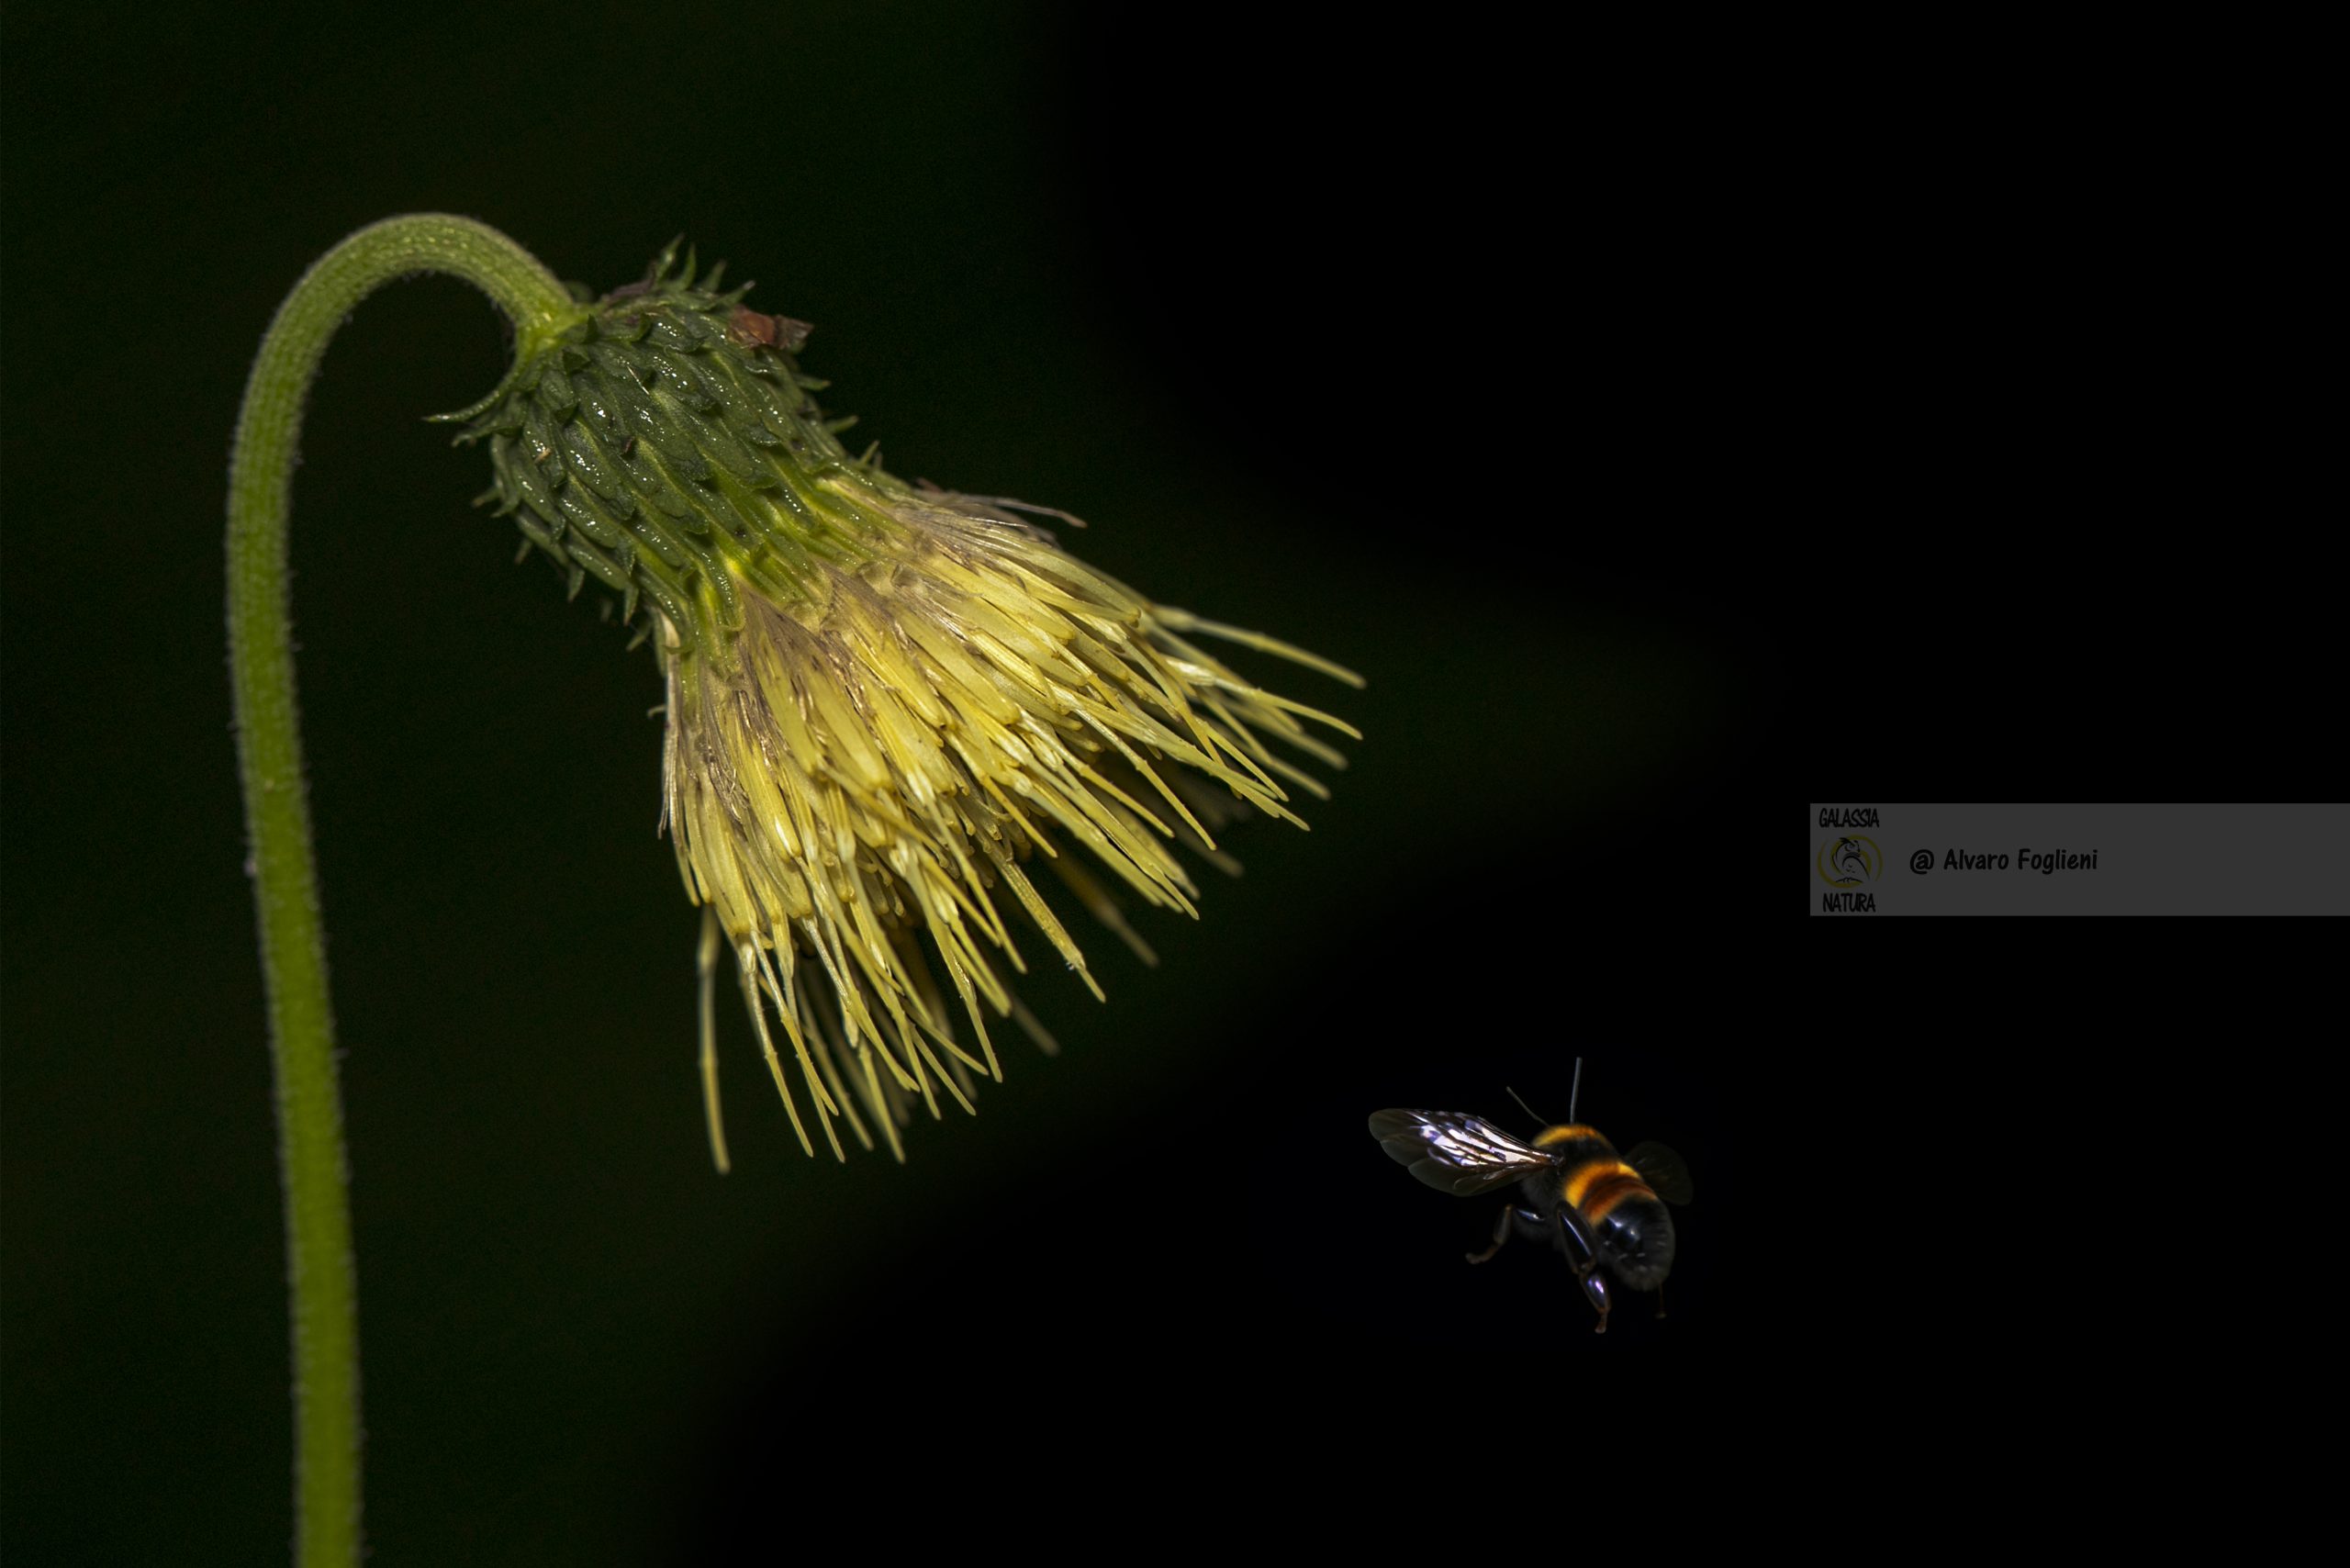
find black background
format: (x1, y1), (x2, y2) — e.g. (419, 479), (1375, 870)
(2, 2), (2316, 1559)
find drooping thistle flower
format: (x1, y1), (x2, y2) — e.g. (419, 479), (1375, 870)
(452, 242), (1359, 1165)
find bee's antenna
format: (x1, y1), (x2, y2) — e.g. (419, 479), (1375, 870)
(1569, 1057), (1584, 1125)
(1505, 1085), (1547, 1125)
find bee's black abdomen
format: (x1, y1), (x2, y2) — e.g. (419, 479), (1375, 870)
(1593, 1192), (1676, 1289)
(1539, 1125), (1678, 1291)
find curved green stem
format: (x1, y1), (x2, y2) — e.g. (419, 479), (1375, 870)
(227, 215), (580, 1568)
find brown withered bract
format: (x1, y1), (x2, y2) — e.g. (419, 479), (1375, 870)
(728, 305), (811, 353)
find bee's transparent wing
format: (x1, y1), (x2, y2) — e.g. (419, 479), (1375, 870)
(1369, 1109), (1552, 1197)
(1626, 1141), (1694, 1205)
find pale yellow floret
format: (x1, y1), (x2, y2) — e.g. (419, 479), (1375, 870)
(663, 487), (1356, 1161)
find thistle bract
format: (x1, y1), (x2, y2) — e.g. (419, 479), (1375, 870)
(457, 244), (1357, 1162)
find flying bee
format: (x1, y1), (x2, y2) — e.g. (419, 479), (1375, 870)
(1369, 1067), (1693, 1332)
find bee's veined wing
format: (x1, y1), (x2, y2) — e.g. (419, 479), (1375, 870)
(1369, 1109), (1552, 1197)
(1626, 1141), (1694, 1205)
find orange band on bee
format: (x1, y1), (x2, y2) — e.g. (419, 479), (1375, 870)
(1564, 1161), (1651, 1220)
(1533, 1124), (1601, 1148)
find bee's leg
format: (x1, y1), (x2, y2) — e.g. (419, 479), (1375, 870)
(1554, 1207), (1612, 1333)
(1653, 1282), (1666, 1321)
(1465, 1204), (1513, 1264)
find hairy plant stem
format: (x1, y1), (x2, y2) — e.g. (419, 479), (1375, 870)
(227, 215), (580, 1568)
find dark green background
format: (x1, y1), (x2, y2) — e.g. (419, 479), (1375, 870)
(4, 3), (1791, 1557)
